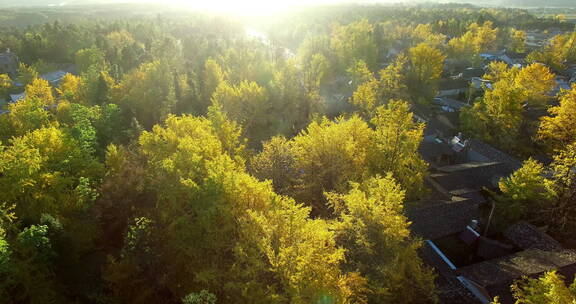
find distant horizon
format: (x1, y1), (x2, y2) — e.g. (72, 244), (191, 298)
(1, 0), (575, 10)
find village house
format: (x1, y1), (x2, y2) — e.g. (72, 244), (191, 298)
(438, 78), (469, 98)
(411, 196), (576, 303)
(480, 50), (514, 66)
(433, 97), (469, 112)
(563, 64), (576, 83)
(460, 67), (485, 80)
(417, 221), (576, 304)
(5, 63), (75, 106)
(550, 75), (572, 96)
(41, 69), (68, 85)
(413, 132), (522, 236)
(470, 77), (492, 91)
(525, 30), (554, 50)
(454, 223), (576, 303)
(413, 130), (576, 303)
(0, 48), (19, 78)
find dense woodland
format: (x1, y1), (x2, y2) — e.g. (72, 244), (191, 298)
(0, 3), (576, 304)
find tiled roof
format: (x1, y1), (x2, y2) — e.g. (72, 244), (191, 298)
(419, 139), (455, 162)
(406, 198), (482, 240)
(41, 70), (67, 84)
(457, 248), (576, 290)
(462, 68), (485, 79)
(431, 162), (514, 192)
(468, 139), (522, 170)
(504, 222), (563, 251)
(439, 78), (469, 91)
(435, 97), (470, 111)
(424, 114), (458, 137)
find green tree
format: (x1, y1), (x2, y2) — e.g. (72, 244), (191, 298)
(290, 116), (373, 214)
(407, 43), (445, 104)
(461, 62), (556, 152)
(303, 53), (329, 92)
(16, 63), (39, 87)
(59, 103), (100, 155)
(0, 221), (62, 304)
(0, 95), (51, 139)
(331, 19), (378, 71)
(115, 60), (176, 129)
(495, 159), (553, 223)
(347, 59), (374, 89)
(201, 58), (226, 112)
(370, 100), (428, 199)
(0, 126), (101, 222)
(543, 142), (576, 237)
(297, 34), (332, 68)
(80, 67), (115, 105)
(495, 143), (576, 237)
(329, 174), (437, 303)
(514, 63), (556, 107)
(509, 28), (527, 53)
(211, 80), (270, 145)
(350, 55), (408, 115)
(268, 59), (324, 135)
(538, 84), (576, 152)
(449, 21), (499, 62)
(250, 136), (297, 196)
(75, 46), (107, 74)
(507, 271), (576, 304)
(0, 74), (12, 96)
(527, 32), (576, 71)
(106, 114), (356, 304)
(25, 78), (54, 106)
(461, 79), (525, 151)
(57, 73), (82, 103)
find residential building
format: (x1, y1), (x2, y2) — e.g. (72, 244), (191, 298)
(0, 49), (19, 77)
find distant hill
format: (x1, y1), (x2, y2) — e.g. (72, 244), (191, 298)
(0, 0), (134, 8)
(504, 0), (575, 7)
(443, 0), (576, 7)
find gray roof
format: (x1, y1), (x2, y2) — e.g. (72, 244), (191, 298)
(462, 68), (485, 79)
(406, 198), (482, 240)
(457, 249), (576, 288)
(0, 51), (17, 65)
(41, 70), (67, 84)
(10, 92), (25, 102)
(468, 139), (522, 170)
(439, 78), (469, 91)
(434, 97), (470, 111)
(504, 222), (563, 251)
(0, 51), (18, 76)
(419, 139), (455, 162)
(431, 162), (514, 192)
(424, 114), (459, 137)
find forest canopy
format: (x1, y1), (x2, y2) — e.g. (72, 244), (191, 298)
(0, 2), (575, 304)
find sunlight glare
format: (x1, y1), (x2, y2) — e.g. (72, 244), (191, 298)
(168, 0), (299, 16)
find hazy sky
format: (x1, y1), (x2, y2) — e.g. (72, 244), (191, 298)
(141, 0), (356, 15)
